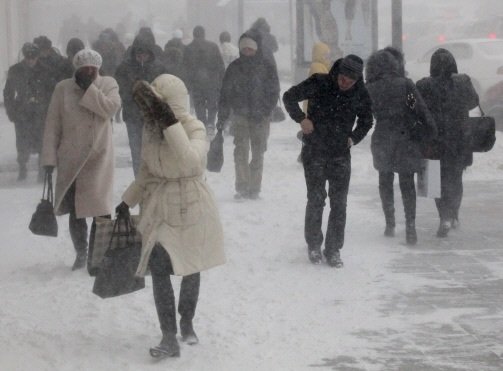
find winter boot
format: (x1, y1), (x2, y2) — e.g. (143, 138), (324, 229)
(308, 247), (322, 265)
(436, 219), (450, 238)
(451, 218), (460, 229)
(405, 222), (417, 245)
(180, 319), (199, 345)
(384, 224), (395, 237)
(71, 250), (87, 271)
(150, 332), (180, 358)
(325, 250), (343, 268)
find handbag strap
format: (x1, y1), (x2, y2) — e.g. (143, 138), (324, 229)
(478, 105), (486, 117)
(42, 172), (54, 204)
(108, 213), (137, 249)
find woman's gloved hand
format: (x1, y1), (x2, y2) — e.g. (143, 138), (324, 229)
(115, 201), (130, 217)
(132, 80), (178, 129)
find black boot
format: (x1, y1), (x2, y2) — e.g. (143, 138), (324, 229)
(17, 164), (27, 181)
(308, 246), (322, 264)
(406, 222), (417, 245)
(71, 250), (87, 271)
(324, 250), (343, 268)
(180, 319), (199, 345)
(436, 219), (450, 238)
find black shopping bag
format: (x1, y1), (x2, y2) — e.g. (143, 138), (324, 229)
(207, 130), (224, 172)
(29, 172), (58, 237)
(87, 215), (141, 276)
(463, 115), (496, 153)
(92, 214), (145, 298)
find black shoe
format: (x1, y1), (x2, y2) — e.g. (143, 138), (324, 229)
(308, 248), (322, 265)
(71, 251), (87, 271)
(384, 224), (395, 237)
(436, 220), (450, 238)
(180, 320), (199, 345)
(234, 192), (248, 200)
(150, 333), (180, 358)
(325, 250), (343, 268)
(406, 224), (417, 245)
(451, 218), (460, 229)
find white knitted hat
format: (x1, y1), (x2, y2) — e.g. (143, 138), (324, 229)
(73, 49), (102, 70)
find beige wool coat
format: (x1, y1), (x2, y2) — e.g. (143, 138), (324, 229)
(122, 74), (225, 277)
(41, 76), (121, 218)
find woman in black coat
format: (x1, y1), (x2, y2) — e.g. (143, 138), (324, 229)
(416, 49), (479, 237)
(366, 50), (436, 245)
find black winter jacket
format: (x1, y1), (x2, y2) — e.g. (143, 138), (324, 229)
(416, 49), (479, 167)
(283, 59), (373, 158)
(218, 32), (280, 124)
(183, 38), (225, 92)
(115, 35), (166, 123)
(366, 50), (436, 173)
(3, 61), (53, 123)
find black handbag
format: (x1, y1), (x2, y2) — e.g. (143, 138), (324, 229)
(463, 107), (496, 152)
(207, 130), (224, 172)
(29, 172), (58, 237)
(92, 214), (145, 298)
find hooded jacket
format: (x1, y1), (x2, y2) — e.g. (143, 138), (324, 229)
(416, 48), (479, 166)
(121, 74), (225, 277)
(283, 58), (373, 158)
(366, 50), (436, 173)
(217, 31), (280, 124)
(115, 33), (166, 123)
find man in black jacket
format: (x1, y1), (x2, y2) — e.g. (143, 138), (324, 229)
(115, 32), (166, 176)
(283, 55), (373, 267)
(3, 43), (53, 181)
(217, 31), (279, 200)
(184, 26), (225, 136)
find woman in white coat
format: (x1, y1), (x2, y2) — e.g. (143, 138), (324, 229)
(116, 74), (225, 358)
(41, 49), (121, 270)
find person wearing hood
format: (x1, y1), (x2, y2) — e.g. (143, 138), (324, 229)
(115, 75), (225, 358)
(41, 49), (121, 270)
(61, 38), (85, 79)
(416, 48), (479, 238)
(164, 29), (185, 57)
(249, 17), (278, 67)
(3, 43), (53, 181)
(183, 26), (225, 136)
(216, 31), (280, 200)
(115, 30), (166, 176)
(33, 35), (66, 86)
(366, 49), (436, 245)
(283, 55), (373, 267)
(92, 28), (126, 77)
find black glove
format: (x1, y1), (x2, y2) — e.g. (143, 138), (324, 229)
(132, 80), (178, 129)
(75, 69), (96, 90)
(115, 201), (130, 217)
(44, 165), (55, 175)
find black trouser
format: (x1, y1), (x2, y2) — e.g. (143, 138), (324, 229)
(435, 160), (463, 221)
(14, 118), (43, 169)
(149, 244), (200, 335)
(303, 153), (351, 256)
(378, 171), (416, 226)
(191, 87), (218, 130)
(65, 182), (88, 254)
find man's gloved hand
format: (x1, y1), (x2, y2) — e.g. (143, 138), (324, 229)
(75, 68), (97, 90)
(115, 201), (130, 217)
(44, 165), (55, 175)
(132, 80), (177, 129)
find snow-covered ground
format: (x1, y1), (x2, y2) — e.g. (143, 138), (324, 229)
(0, 103), (502, 370)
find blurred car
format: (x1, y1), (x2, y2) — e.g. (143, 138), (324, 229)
(406, 39), (503, 97)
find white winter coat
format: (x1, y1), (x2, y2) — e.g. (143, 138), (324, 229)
(122, 74), (225, 277)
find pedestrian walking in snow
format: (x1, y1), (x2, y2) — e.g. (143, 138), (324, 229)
(92, 28), (126, 77)
(183, 26), (225, 137)
(416, 48), (479, 238)
(116, 75), (225, 359)
(365, 49), (436, 245)
(115, 31), (166, 176)
(60, 38), (85, 79)
(216, 31), (280, 200)
(283, 55), (373, 267)
(3, 43), (53, 181)
(219, 31), (239, 69)
(249, 17), (278, 67)
(41, 49), (121, 270)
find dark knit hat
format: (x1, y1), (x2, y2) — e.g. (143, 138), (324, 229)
(22, 42), (40, 59)
(339, 54), (364, 80)
(33, 35), (52, 51)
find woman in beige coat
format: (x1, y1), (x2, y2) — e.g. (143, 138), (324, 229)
(41, 49), (121, 270)
(116, 74), (225, 358)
